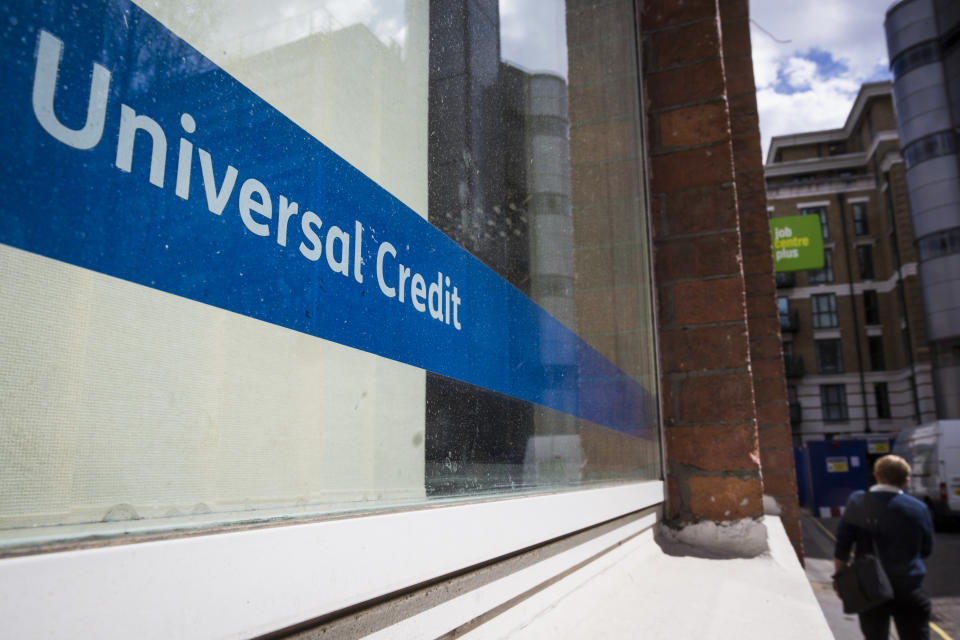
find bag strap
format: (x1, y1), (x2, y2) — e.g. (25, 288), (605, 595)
(862, 491), (881, 556)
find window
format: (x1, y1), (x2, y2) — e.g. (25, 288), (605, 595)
(802, 206), (829, 238)
(0, 0), (660, 593)
(875, 382), (891, 419)
(852, 202), (869, 236)
(883, 175), (896, 233)
(904, 131), (956, 169)
(778, 296), (797, 331)
(816, 339), (844, 374)
(776, 271), (796, 288)
(869, 336), (886, 371)
(788, 385), (801, 425)
(811, 293), (838, 328)
(891, 40), (940, 80)
(857, 245), (875, 280)
(808, 248), (834, 284)
(827, 142), (847, 156)
(863, 290), (880, 325)
(820, 385), (849, 421)
(917, 227), (960, 260)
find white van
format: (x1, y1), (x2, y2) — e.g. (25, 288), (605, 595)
(893, 420), (960, 524)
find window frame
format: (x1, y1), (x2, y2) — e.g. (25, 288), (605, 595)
(815, 338), (844, 374)
(868, 335), (886, 371)
(863, 289), (880, 325)
(875, 382), (891, 419)
(0, 481), (663, 637)
(801, 206), (829, 239)
(820, 384), (849, 422)
(807, 248), (834, 284)
(811, 293), (838, 328)
(857, 245), (875, 280)
(852, 202), (869, 236)
(0, 1), (670, 636)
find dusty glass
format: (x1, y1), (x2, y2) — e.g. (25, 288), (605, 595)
(0, 0), (659, 549)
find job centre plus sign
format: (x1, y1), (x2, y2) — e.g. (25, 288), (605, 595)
(770, 215), (824, 273)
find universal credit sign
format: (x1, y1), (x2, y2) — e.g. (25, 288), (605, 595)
(0, 0), (651, 436)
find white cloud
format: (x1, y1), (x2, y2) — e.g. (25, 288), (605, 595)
(749, 0), (893, 160)
(783, 56), (818, 89)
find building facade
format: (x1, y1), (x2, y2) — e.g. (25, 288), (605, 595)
(765, 83), (937, 445)
(885, 0), (960, 418)
(0, 0), (800, 636)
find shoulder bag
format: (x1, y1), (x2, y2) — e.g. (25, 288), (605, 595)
(833, 492), (895, 614)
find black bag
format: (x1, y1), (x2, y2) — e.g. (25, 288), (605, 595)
(833, 493), (894, 614)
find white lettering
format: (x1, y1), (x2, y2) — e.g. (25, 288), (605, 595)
(175, 113), (195, 200)
(451, 287), (462, 330)
(325, 225), (350, 277)
(277, 196), (298, 247)
(116, 104), (167, 188)
(238, 178), (271, 237)
(353, 220), (364, 284)
(197, 148), (238, 215)
(376, 242), (397, 298)
(410, 273), (426, 312)
(29, 30), (468, 331)
(428, 272), (444, 321)
(31, 30), (110, 150)
(299, 211), (323, 261)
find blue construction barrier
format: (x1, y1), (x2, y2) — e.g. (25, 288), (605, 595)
(806, 440), (870, 518)
(793, 446), (810, 509)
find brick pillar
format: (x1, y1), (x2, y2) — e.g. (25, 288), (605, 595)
(717, 0), (803, 560)
(642, 0), (764, 525)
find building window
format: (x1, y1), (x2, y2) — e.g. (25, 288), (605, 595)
(875, 382), (891, 419)
(811, 293), (838, 328)
(816, 339), (844, 374)
(808, 248), (834, 284)
(820, 385), (849, 422)
(904, 130), (956, 169)
(0, 0), (661, 571)
(788, 385), (801, 425)
(857, 245), (875, 280)
(852, 202), (869, 236)
(863, 290), (880, 325)
(827, 142), (847, 156)
(802, 206), (829, 239)
(891, 40), (940, 80)
(917, 227), (960, 260)
(869, 335), (886, 371)
(779, 296), (797, 331)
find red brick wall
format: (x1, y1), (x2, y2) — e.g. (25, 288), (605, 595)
(718, 0), (802, 559)
(642, 0), (802, 559)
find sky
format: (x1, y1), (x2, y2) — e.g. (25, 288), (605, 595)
(749, 0), (895, 161)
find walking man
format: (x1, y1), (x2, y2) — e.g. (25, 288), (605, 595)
(834, 454), (935, 639)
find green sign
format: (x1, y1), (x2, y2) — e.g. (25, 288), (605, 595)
(770, 215), (824, 272)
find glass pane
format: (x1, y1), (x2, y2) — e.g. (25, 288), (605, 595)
(0, 0), (659, 549)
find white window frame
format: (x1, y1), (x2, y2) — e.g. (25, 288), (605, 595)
(0, 480), (663, 639)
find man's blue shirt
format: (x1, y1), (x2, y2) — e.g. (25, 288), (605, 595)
(834, 489), (934, 591)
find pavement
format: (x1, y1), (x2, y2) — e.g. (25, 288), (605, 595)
(800, 511), (960, 640)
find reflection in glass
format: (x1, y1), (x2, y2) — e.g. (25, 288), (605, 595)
(0, 0), (659, 547)
(425, 0), (658, 496)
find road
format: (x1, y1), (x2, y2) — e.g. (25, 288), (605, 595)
(801, 512), (960, 639)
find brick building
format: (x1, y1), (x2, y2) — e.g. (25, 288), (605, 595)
(765, 82), (937, 444)
(0, 0), (802, 635)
